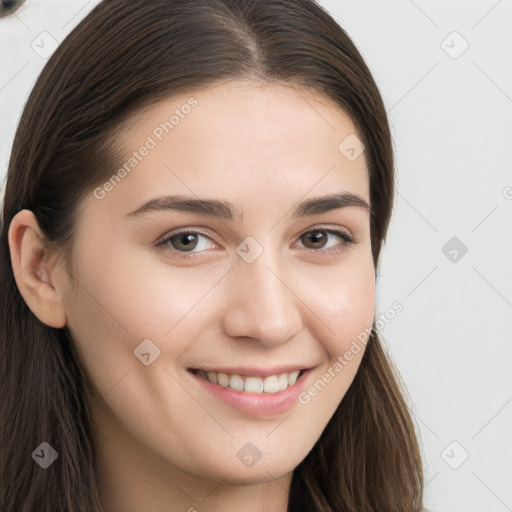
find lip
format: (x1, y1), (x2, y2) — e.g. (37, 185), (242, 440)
(188, 368), (312, 417)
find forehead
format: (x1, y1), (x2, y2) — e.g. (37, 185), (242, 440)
(88, 80), (369, 221)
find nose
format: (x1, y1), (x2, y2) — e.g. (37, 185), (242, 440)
(221, 244), (304, 348)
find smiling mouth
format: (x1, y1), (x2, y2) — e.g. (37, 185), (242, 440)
(188, 368), (305, 394)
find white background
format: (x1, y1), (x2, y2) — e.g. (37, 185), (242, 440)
(1, 1), (511, 510)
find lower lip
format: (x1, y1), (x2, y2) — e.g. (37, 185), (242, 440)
(189, 370), (311, 417)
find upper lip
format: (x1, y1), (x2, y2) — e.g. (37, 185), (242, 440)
(189, 365), (312, 378)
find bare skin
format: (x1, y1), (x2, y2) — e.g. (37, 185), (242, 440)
(9, 80), (374, 512)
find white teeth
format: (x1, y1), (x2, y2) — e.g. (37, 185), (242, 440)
(196, 369), (303, 393)
(229, 374), (244, 391)
(244, 376), (264, 393)
(288, 370), (300, 385)
(278, 374), (288, 391)
(217, 372), (229, 387)
(263, 375), (279, 393)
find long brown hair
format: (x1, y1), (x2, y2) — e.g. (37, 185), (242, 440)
(0, 1), (424, 510)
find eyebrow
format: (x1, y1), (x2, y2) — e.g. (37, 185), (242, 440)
(124, 192), (370, 222)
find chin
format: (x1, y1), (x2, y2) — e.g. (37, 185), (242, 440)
(219, 466), (295, 486)
(188, 455), (299, 486)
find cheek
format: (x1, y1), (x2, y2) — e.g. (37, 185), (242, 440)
(298, 253), (375, 357)
(291, 255), (375, 443)
(331, 268), (375, 354)
(64, 243), (222, 378)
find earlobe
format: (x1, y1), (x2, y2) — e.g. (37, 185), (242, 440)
(8, 209), (67, 329)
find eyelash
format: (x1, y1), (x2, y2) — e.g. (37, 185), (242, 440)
(155, 227), (355, 260)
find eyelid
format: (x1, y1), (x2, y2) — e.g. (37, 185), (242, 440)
(155, 227), (219, 246)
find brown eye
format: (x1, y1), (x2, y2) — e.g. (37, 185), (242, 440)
(302, 230), (328, 249)
(300, 229), (354, 252)
(168, 232), (200, 252)
(156, 230), (217, 259)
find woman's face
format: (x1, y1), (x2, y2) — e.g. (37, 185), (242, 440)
(56, 80), (374, 490)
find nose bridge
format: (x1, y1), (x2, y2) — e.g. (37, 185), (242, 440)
(222, 237), (304, 346)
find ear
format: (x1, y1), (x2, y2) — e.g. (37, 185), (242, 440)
(8, 209), (67, 328)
